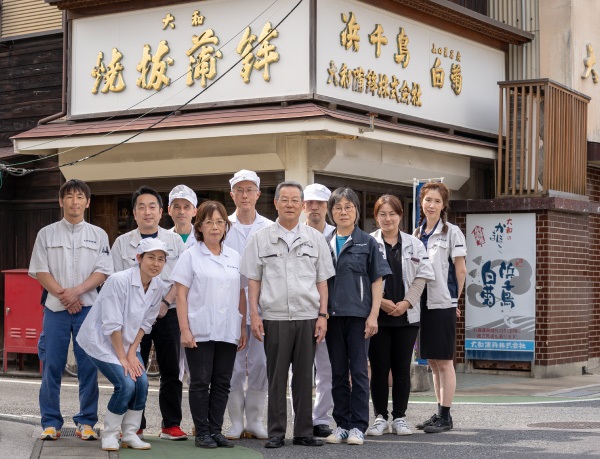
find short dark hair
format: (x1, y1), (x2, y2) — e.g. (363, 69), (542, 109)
(274, 181), (304, 200)
(59, 179), (91, 201)
(194, 200), (231, 244)
(132, 185), (163, 209)
(328, 187), (361, 225)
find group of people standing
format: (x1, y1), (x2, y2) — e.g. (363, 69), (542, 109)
(28, 170), (466, 451)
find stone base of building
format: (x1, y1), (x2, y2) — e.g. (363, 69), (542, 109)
(532, 360), (592, 378)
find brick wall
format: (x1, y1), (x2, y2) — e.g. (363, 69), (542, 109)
(587, 166), (600, 360)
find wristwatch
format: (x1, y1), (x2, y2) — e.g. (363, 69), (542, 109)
(318, 313), (329, 319)
(161, 299), (171, 307)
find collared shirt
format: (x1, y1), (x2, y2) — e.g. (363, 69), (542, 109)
(111, 226), (185, 304)
(277, 221), (300, 249)
(413, 221), (467, 310)
(76, 266), (163, 365)
(170, 226), (198, 251)
(241, 221), (335, 321)
(170, 242), (246, 344)
(28, 218), (114, 312)
(371, 229), (434, 324)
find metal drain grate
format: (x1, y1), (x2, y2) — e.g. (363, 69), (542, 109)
(58, 427), (101, 437)
(528, 422), (600, 430)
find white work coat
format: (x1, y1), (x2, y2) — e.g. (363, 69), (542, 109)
(170, 242), (246, 345)
(76, 266), (163, 365)
(111, 227), (185, 305)
(170, 226), (198, 251)
(224, 211), (273, 324)
(28, 219), (113, 312)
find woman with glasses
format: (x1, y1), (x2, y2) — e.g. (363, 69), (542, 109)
(170, 201), (248, 449)
(414, 182), (467, 433)
(366, 195), (434, 437)
(324, 187), (391, 446)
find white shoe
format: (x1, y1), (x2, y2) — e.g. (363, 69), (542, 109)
(366, 415), (389, 436)
(347, 428), (364, 445)
(391, 417), (413, 436)
(325, 426), (349, 444)
(101, 410), (124, 451)
(242, 390), (268, 439)
(224, 390), (245, 439)
(121, 410), (151, 450)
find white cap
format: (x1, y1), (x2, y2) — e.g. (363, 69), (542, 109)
(304, 183), (331, 202)
(136, 238), (168, 256)
(229, 169), (260, 190)
(168, 184), (197, 207)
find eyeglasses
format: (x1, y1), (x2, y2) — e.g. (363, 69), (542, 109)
(233, 188), (258, 195)
(202, 219), (226, 227)
(332, 205), (355, 213)
(278, 198), (302, 206)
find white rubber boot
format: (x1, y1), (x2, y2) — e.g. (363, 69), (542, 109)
(101, 410), (124, 451)
(243, 390), (268, 439)
(121, 410), (151, 450)
(224, 390), (245, 439)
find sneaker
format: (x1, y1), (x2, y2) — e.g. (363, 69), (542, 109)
(347, 428), (364, 445)
(423, 416), (452, 433)
(391, 417), (412, 436)
(76, 424), (98, 440)
(366, 415), (389, 436)
(40, 427), (60, 441)
(160, 426), (188, 440)
(415, 413), (438, 430)
(325, 427), (349, 444)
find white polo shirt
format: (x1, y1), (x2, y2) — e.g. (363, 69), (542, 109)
(76, 266), (164, 365)
(170, 242), (247, 345)
(28, 218), (114, 312)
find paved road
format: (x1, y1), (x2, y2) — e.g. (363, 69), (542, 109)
(1, 373), (599, 459)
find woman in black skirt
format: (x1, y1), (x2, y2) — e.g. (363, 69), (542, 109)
(413, 182), (466, 433)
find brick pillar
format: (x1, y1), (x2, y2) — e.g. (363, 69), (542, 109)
(451, 196), (597, 378)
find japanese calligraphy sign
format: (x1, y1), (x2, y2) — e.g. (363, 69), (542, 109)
(317, 0), (505, 134)
(70, 0), (309, 117)
(465, 214), (536, 359)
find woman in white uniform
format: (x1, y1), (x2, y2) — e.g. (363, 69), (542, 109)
(171, 200), (247, 449)
(77, 238), (168, 452)
(414, 182), (467, 434)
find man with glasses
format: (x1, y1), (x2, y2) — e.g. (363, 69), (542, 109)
(111, 186), (187, 441)
(223, 170), (273, 440)
(241, 181), (335, 449)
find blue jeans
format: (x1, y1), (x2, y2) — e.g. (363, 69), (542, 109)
(38, 306), (99, 429)
(89, 353), (149, 415)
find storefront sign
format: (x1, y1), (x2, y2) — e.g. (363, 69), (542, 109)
(465, 213), (536, 361)
(70, 0), (504, 133)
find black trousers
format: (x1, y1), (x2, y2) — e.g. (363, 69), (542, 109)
(185, 340), (237, 436)
(368, 325), (419, 420)
(263, 319), (316, 438)
(326, 316), (370, 433)
(139, 308), (182, 429)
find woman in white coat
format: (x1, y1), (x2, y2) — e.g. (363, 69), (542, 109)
(414, 182), (467, 434)
(367, 194), (434, 437)
(77, 238), (168, 451)
(171, 200), (247, 449)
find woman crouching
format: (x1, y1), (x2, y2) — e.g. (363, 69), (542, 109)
(170, 200), (247, 449)
(77, 238), (169, 451)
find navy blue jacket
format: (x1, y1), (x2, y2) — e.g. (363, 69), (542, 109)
(327, 226), (392, 318)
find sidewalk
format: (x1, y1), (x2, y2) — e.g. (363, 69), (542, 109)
(28, 368), (600, 459)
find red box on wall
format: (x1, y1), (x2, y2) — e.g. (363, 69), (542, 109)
(3, 269), (43, 373)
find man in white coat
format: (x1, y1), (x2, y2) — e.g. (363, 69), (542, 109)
(168, 185), (198, 250)
(301, 184), (335, 438)
(223, 169), (273, 440)
(111, 186), (187, 441)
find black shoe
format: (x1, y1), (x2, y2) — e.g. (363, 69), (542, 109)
(211, 433), (234, 448)
(423, 416), (452, 433)
(264, 436), (285, 448)
(416, 413), (438, 430)
(313, 424), (332, 438)
(195, 434), (217, 448)
(293, 435), (324, 446)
